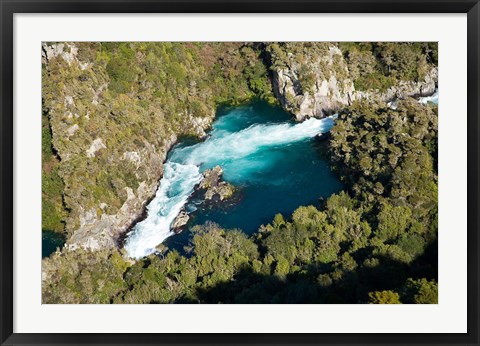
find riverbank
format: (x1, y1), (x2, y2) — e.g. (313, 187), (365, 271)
(123, 100), (341, 259)
(42, 94), (439, 304)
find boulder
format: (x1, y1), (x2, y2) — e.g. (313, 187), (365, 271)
(171, 210), (189, 232)
(198, 166), (235, 201)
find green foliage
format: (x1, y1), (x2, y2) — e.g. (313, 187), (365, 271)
(339, 42), (437, 91)
(41, 108), (67, 233)
(376, 203), (412, 242)
(274, 256), (291, 278)
(267, 42), (437, 96)
(354, 73), (395, 93)
(241, 46), (277, 103)
(42, 249), (130, 303)
(42, 42), (275, 238)
(42, 43), (437, 304)
(401, 278), (438, 304)
(104, 43), (139, 94)
(368, 290), (402, 304)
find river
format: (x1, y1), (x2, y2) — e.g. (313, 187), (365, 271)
(42, 90), (438, 259)
(124, 101), (342, 258)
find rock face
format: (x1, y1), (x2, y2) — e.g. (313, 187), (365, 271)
(272, 46), (355, 121)
(86, 138), (106, 158)
(169, 166), (235, 234)
(355, 68), (438, 103)
(42, 42), (438, 254)
(270, 43), (438, 121)
(42, 42), (269, 253)
(198, 166), (235, 201)
(42, 42), (220, 252)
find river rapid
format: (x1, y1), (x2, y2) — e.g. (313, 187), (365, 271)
(124, 102), (341, 259)
(122, 90), (441, 259)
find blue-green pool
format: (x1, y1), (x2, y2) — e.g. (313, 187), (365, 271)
(125, 101), (342, 258)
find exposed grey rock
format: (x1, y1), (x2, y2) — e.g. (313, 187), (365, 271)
(122, 151), (141, 168)
(67, 185), (147, 251)
(66, 124), (79, 137)
(171, 210), (189, 232)
(272, 46), (355, 121)
(272, 44), (438, 121)
(64, 95), (75, 107)
(42, 43), (225, 254)
(155, 243), (168, 253)
(86, 138), (106, 158)
(64, 134), (180, 252)
(189, 116), (212, 138)
(355, 67), (438, 103)
(42, 42), (79, 66)
(92, 83), (108, 106)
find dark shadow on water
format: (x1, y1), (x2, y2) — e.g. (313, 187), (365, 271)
(42, 230), (66, 258)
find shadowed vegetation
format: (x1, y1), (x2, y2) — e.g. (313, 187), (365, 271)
(42, 42), (438, 303)
(42, 96), (438, 304)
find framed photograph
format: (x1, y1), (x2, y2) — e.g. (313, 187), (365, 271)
(1, 0), (479, 345)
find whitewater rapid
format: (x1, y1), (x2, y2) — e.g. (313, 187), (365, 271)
(124, 115), (335, 259)
(418, 89), (439, 105)
(124, 90), (438, 259)
(388, 89), (439, 109)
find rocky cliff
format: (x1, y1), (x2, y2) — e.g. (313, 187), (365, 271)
(267, 42), (438, 121)
(42, 42), (272, 251)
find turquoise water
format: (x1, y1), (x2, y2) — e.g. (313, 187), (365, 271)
(124, 101), (342, 258)
(165, 104), (343, 251)
(42, 92), (438, 259)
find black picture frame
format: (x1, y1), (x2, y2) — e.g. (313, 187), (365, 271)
(1, 0), (479, 345)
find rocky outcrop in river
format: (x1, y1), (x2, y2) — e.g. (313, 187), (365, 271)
(171, 210), (190, 232)
(198, 166), (235, 202)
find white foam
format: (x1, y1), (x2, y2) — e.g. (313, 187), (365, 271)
(124, 115), (336, 258)
(172, 116), (335, 167)
(419, 89), (439, 105)
(124, 91), (440, 259)
(124, 162), (202, 259)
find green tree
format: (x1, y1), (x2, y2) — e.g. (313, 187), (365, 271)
(368, 290), (402, 304)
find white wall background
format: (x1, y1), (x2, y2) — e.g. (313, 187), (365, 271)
(13, 13), (467, 333)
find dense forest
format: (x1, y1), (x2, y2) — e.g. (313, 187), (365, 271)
(42, 42), (438, 304)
